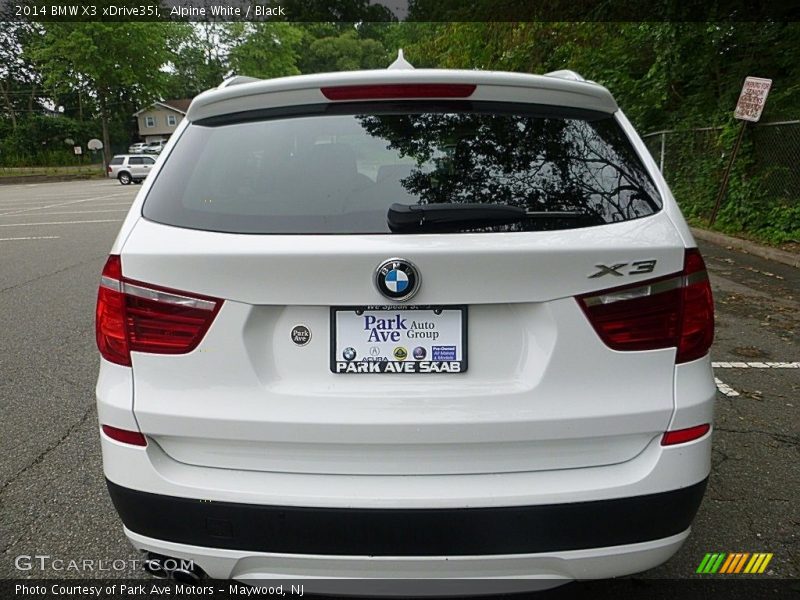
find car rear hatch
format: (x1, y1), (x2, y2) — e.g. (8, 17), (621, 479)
(107, 76), (707, 476)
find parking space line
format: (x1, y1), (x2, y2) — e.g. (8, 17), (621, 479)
(714, 378), (740, 397)
(4, 209), (130, 217)
(0, 194), (120, 206)
(0, 195), (132, 204)
(0, 219), (123, 227)
(0, 236), (60, 241)
(0, 199), (133, 210)
(712, 361), (800, 369)
(0, 192), (129, 217)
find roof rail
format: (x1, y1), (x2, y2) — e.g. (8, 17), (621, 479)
(218, 75), (261, 89)
(544, 70), (586, 82)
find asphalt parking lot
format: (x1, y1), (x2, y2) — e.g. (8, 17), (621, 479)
(0, 180), (797, 586)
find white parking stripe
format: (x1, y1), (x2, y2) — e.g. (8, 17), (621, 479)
(0, 192), (129, 217)
(2, 209), (130, 217)
(712, 361), (800, 369)
(714, 378), (740, 397)
(0, 219), (122, 227)
(0, 193), (122, 206)
(0, 236), (60, 241)
(0, 203), (133, 214)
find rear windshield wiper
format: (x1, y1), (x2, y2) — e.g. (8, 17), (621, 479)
(387, 203), (601, 232)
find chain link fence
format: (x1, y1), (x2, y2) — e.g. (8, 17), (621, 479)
(642, 120), (800, 219)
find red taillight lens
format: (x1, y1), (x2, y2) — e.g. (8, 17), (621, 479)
(107, 166), (112, 174)
(678, 249), (715, 363)
(102, 424), (147, 446)
(95, 255), (221, 366)
(96, 255), (130, 366)
(320, 83), (477, 101)
(577, 249), (714, 363)
(661, 424), (711, 446)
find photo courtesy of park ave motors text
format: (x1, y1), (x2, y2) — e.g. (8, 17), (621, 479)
(0, 2), (798, 597)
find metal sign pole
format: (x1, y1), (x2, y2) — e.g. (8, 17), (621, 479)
(708, 121), (747, 226)
(708, 76), (772, 227)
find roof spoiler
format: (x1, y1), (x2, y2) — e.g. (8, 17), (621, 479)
(218, 75), (261, 89)
(544, 70), (586, 82)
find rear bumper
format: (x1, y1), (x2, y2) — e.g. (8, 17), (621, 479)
(98, 356), (715, 581)
(126, 527), (691, 583)
(108, 478), (706, 557)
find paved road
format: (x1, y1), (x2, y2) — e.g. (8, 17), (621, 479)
(0, 180), (797, 583)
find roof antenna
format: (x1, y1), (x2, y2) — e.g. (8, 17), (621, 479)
(388, 49), (415, 70)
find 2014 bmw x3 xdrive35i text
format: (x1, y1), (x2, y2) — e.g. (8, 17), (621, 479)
(95, 60), (715, 589)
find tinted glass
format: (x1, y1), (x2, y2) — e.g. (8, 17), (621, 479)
(109, 156), (124, 166)
(128, 157), (143, 165)
(143, 103), (661, 234)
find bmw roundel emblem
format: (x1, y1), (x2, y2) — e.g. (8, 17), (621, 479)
(375, 258), (420, 301)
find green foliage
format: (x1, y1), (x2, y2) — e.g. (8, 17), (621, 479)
(29, 22), (172, 104)
(0, 113), (101, 166)
(26, 21), (174, 161)
(227, 23), (303, 79)
(280, 0), (395, 23)
(665, 121), (800, 245)
(164, 23), (229, 97)
(301, 29), (388, 73)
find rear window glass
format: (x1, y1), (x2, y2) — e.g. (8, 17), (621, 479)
(110, 156), (124, 165)
(143, 102), (662, 234)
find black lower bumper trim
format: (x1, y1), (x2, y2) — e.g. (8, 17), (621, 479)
(107, 478), (707, 556)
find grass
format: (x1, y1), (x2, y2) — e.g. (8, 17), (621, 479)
(687, 216), (800, 252)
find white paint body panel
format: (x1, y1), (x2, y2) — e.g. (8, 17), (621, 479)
(188, 69), (619, 122)
(96, 67), (715, 582)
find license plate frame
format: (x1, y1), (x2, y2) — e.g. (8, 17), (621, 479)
(330, 305), (468, 374)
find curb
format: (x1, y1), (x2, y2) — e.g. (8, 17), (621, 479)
(0, 173), (104, 185)
(691, 227), (800, 269)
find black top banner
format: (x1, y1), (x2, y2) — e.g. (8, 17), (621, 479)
(1, 0), (799, 22)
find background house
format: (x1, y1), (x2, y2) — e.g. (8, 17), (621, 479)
(133, 99), (192, 143)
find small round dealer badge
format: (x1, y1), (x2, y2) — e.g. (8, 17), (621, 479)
(290, 325), (311, 346)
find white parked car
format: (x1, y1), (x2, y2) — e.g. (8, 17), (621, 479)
(95, 63), (715, 589)
(106, 154), (156, 185)
(144, 139), (166, 154)
(128, 142), (148, 154)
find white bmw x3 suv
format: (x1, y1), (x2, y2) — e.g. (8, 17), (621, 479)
(95, 62), (715, 587)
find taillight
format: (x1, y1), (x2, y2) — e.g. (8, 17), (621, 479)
(320, 83), (476, 101)
(577, 248), (714, 363)
(95, 255), (222, 366)
(107, 166), (112, 174)
(678, 249), (715, 362)
(96, 256), (129, 366)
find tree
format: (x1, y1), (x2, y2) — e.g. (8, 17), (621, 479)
(227, 23), (303, 79)
(0, 20), (43, 130)
(280, 0), (394, 23)
(28, 22), (174, 163)
(165, 23), (230, 98)
(300, 29), (389, 73)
